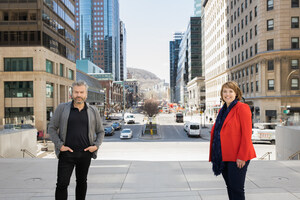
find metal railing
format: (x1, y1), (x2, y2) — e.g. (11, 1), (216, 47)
(288, 150), (300, 160)
(20, 149), (36, 158)
(259, 152), (272, 160)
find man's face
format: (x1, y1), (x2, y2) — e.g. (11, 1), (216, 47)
(72, 85), (87, 104)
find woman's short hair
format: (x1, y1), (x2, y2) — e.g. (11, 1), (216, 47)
(220, 81), (243, 102)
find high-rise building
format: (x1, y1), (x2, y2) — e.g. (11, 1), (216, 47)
(120, 21), (127, 81)
(203, 0), (229, 120)
(226, 0), (300, 123)
(194, 0), (202, 17)
(0, 0), (76, 132)
(75, 0), (120, 80)
(204, 0), (300, 123)
(176, 17), (203, 105)
(169, 32), (183, 103)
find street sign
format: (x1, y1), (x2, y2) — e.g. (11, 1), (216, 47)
(283, 110), (290, 114)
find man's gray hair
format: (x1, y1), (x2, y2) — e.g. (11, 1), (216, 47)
(72, 80), (89, 91)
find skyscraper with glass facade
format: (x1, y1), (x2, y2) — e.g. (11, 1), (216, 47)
(169, 32), (183, 103)
(75, 0), (120, 81)
(194, 0), (202, 17)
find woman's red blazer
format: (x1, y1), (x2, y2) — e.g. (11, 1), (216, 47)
(209, 101), (256, 162)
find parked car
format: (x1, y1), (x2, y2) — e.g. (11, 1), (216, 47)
(20, 124), (35, 129)
(4, 124), (15, 129)
(252, 123), (278, 144)
(104, 126), (115, 136)
(112, 122), (122, 130)
(120, 128), (133, 139)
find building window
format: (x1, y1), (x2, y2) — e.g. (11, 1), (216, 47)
(4, 58), (33, 71)
(267, 39), (274, 51)
(256, 81), (259, 91)
(60, 64), (64, 77)
(268, 60), (274, 70)
(255, 6), (258, 17)
(291, 59), (299, 69)
(267, 19), (274, 31)
(251, 65), (254, 74)
(250, 46), (253, 57)
(245, 15), (248, 25)
(246, 67), (249, 76)
(250, 11), (253, 21)
(46, 83), (54, 98)
(246, 83), (249, 93)
(292, 0), (299, 7)
(291, 17), (299, 28)
(251, 82), (254, 92)
(291, 78), (299, 90)
(68, 69), (74, 80)
(255, 43), (258, 54)
(268, 79), (275, 90)
(46, 60), (53, 74)
(4, 81), (33, 98)
(291, 37), (299, 49)
(242, 84), (245, 93)
(267, 0), (274, 10)
(255, 25), (258, 35)
(5, 107), (33, 118)
(256, 63), (259, 73)
(250, 29), (253, 39)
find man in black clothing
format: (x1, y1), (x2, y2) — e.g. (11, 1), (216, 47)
(48, 80), (104, 200)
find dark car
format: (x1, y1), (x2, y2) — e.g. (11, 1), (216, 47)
(104, 126), (115, 136)
(176, 113), (184, 123)
(112, 122), (122, 130)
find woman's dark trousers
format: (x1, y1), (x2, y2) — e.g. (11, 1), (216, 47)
(222, 161), (250, 200)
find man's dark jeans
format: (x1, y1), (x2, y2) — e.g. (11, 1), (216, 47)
(55, 151), (92, 200)
(222, 161), (250, 200)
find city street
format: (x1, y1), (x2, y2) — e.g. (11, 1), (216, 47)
(94, 112), (276, 161)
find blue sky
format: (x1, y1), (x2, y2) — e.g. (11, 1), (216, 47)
(119, 0), (194, 83)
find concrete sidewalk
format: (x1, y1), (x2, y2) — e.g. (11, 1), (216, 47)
(0, 159), (299, 200)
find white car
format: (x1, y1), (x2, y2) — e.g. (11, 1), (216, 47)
(120, 128), (133, 139)
(124, 113), (135, 124)
(184, 122), (201, 137)
(251, 123), (278, 144)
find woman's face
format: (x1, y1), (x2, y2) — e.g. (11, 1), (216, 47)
(222, 87), (236, 106)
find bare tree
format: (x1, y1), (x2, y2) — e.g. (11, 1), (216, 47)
(142, 99), (160, 118)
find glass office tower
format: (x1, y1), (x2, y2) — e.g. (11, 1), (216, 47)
(75, 0), (120, 81)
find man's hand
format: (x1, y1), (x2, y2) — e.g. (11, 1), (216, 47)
(236, 159), (246, 169)
(60, 145), (73, 152)
(84, 146), (98, 153)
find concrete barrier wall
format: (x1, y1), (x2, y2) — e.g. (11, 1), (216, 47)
(0, 129), (37, 158)
(276, 126), (300, 160)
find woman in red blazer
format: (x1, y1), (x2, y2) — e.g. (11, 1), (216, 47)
(209, 81), (256, 200)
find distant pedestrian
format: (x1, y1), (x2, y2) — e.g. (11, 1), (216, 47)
(48, 80), (105, 200)
(209, 81), (256, 200)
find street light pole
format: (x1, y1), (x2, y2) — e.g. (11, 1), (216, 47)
(284, 70), (297, 124)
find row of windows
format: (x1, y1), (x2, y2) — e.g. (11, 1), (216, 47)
(42, 10), (75, 45)
(4, 81), (33, 98)
(230, 43), (258, 67)
(5, 107), (33, 118)
(4, 58), (33, 71)
(231, 63), (259, 80)
(267, 0), (299, 11)
(229, 26), (257, 52)
(230, 0), (252, 10)
(267, 17), (299, 31)
(4, 81), (57, 99)
(46, 59), (74, 80)
(229, 5), (257, 26)
(0, 10), (37, 21)
(267, 38), (300, 51)
(0, 31), (40, 46)
(43, 0), (75, 29)
(43, 33), (75, 62)
(238, 81), (259, 93)
(268, 59), (299, 70)
(268, 78), (299, 90)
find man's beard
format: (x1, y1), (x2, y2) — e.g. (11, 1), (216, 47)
(73, 97), (85, 104)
